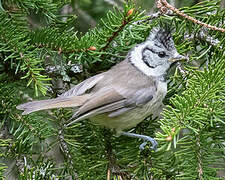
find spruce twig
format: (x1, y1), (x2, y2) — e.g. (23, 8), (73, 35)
(156, 0), (225, 32)
(196, 135), (203, 180)
(58, 121), (79, 180)
(100, 9), (135, 51)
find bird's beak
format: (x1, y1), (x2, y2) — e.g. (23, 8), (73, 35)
(169, 53), (188, 63)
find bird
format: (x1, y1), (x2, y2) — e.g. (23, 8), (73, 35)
(17, 27), (186, 150)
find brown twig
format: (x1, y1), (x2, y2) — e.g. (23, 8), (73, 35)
(107, 168), (111, 180)
(156, 0), (225, 33)
(100, 19), (132, 51)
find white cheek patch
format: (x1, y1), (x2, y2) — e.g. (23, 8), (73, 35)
(129, 43), (169, 77)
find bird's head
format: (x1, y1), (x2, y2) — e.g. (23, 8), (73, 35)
(129, 27), (186, 77)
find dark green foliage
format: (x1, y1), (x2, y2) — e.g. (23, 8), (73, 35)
(0, 0), (225, 179)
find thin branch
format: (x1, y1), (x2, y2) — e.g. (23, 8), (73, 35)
(100, 17), (133, 51)
(58, 121), (79, 180)
(196, 135), (203, 180)
(156, 0), (225, 33)
(107, 168), (111, 180)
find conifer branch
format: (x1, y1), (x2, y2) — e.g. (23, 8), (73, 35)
(156, 0), (225, 32)
(184, 29), (223, 49)
(1, 1), (225, 179)
(100, 9), (135, 51)
(58, 121), (79, 179)
(196, 135), (203, 180)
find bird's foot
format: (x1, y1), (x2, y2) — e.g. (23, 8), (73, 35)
(139, 136), (158, 150)
(121, 132), (158, 151)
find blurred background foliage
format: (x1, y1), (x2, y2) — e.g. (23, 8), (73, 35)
(0, 0), (225, 179)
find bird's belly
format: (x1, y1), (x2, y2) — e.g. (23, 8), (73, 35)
(90, 81), (167, 132)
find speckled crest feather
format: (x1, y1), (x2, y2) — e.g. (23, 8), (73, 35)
(155, 28), (175, 51)
(147, 26), (175, 51)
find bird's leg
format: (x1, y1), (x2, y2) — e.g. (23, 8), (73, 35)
(121, 132), (158, 150)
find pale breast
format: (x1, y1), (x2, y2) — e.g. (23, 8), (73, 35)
(90, 80), (167, 132)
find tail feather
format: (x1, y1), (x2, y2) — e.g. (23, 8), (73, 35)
(17, 95), (89, 115)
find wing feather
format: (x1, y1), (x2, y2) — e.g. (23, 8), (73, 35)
(74, 88), (125, 117)
(68, 85), (156, 124)
(67, 99), (127, 126)
(60, 74), (104, 97)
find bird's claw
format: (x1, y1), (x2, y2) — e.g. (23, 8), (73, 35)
(139, 137), (158, 151)
(121, 132), (158, 151)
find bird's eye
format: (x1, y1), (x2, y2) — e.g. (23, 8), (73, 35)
(158, 52), (166, 58)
